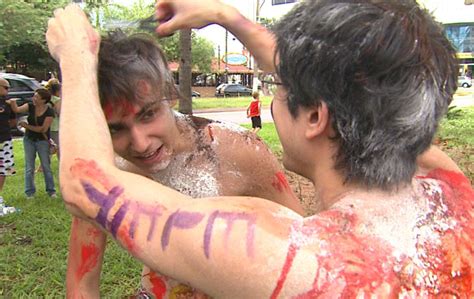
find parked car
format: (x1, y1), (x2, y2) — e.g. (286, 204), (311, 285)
(215, 83), (252, 97)
(1, 73), (42, 136)
(458, 76), (472, 88)
(192, 90), (201, 98)
(175, 84), (201, 98)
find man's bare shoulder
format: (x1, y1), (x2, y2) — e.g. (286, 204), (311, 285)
(207, 121), (275, 159)
(284, 176), (473, 297)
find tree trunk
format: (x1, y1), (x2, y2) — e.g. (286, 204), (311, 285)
(179, 29), (193, 115)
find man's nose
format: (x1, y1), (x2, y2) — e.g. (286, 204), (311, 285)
(129, 126), (150, 153)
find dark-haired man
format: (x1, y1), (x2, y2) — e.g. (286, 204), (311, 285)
(0, 78), (16, 202)
(48, 0), (473, 297)
(64, 30), (303, 298)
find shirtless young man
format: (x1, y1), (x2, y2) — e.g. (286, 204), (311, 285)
(64, 31), (303, 298)
(48, 0), (473, 297)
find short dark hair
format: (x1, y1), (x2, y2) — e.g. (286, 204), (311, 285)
(35, 88), (52, 103)
(98, 30), (178, 107)
(273, 0), (458, 190)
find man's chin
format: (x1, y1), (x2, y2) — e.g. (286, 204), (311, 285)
(141, 158), (172, 174)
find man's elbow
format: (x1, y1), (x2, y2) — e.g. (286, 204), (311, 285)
(59, 170), (91, 219)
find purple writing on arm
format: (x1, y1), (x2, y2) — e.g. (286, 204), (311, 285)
(203, 211), (256, 259)
(81, 181), (124, 230)
(129, 203), (164, 241)
(161, 210), (205, 251)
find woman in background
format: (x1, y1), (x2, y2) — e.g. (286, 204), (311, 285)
(8, 88), (56, 198)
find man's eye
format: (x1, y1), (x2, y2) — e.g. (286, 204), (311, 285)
(108, 125), (123, 135)
(141, 108), (158, 121)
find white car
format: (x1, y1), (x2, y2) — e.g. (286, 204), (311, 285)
(458, 76), (472, 88)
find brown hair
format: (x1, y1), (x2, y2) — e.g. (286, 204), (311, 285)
(35, 88), (52, 103)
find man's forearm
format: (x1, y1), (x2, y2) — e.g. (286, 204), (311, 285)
(66, 217), (106, 299)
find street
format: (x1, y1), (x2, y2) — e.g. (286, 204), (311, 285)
(194, 108), (273, 125)
(195, 88), (474, 125)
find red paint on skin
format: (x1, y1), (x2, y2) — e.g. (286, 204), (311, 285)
(103, 99), (136, 120)
(271, 169), (474, 296)
(416, 169), (474, 296)
(76, 243), (100, 281)
(208, 125), (214, 142)
(70, 159), (112, 189)
(86, 226), (102, 239)
(270, 244), (298, 299)
(117, 223), (136, 254)
(145, 271), (167, 299)
(271, 171), (291, 193)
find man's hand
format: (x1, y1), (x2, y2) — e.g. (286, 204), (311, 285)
(155, 0), (234, 36)
(46, 4), (100, 64)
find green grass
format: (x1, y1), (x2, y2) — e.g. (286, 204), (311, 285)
(242, 122), (282, 154)
(437, 106), (474, 147)
(192, 95), (272, 110)
(0, 143), (141, 297)
(0, 106), (472, 297)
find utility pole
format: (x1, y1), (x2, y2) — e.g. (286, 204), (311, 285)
(252, 0), (261, 92)
(225, 29), (229, 83)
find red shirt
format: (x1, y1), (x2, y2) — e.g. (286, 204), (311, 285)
(248, 100), (260, 117)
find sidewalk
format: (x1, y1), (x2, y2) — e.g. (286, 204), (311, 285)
(452, 89), (474, 107)
(194, 89), (474, 114)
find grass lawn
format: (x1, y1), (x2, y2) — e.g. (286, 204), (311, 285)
(192, 95), (272, 110)
(1, 107), (472, 297)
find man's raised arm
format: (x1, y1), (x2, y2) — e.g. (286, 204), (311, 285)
(155, 0), (277, 72)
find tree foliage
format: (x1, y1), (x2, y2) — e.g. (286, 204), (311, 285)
(0, 0), (69, 75)
(0, 0), (214, 78)
(101, 0), (214, 73)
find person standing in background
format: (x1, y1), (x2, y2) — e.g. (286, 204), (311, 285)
(0, 78), (16, 202)
(8, 88), (56, 198)
(46, 78), (61, 159)
(246, 91), (262, 133)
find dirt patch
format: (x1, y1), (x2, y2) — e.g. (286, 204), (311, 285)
(284, 169), (320, 216)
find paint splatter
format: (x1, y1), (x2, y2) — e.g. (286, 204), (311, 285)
(103, 99), (136, 120)
(117, 223), (136, 254)
(76, 243), (100, 281)
(71, 158), (112, 189)
(271, 171), (291, 193)
(147, 271), (167, 299)
(270, 244), (298, 299)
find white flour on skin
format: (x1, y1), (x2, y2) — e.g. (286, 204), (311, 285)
(150, 150), (220, 198)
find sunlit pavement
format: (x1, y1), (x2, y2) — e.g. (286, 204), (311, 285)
(195, 88), (474, 125)
(452, 87), (474, 107)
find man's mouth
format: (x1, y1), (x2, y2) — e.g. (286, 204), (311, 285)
(134, 145), (165, 164)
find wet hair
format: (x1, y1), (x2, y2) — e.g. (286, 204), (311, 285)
(35, 88), (52, 103)
(45, 78), (61, 96)
(273, 0), (458, 190)
(98, 30), (178, 106)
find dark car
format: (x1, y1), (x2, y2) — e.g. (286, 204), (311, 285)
(215, 83), (252, 97)
(175, 84), (201, 98)
(1, 73), (42, 136)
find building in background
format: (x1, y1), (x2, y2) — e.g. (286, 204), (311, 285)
(418, 0), (474, 76)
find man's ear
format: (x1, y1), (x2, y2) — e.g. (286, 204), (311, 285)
(304, 101), (330, 139)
